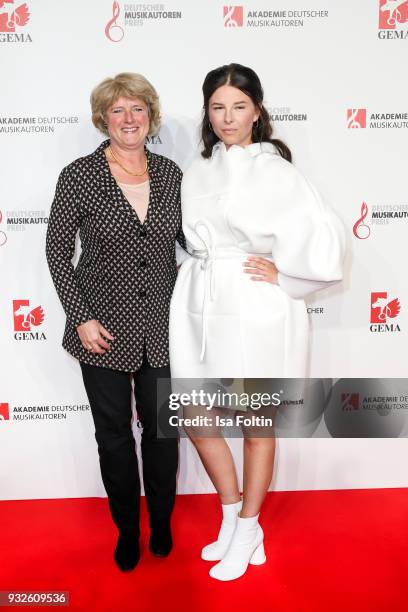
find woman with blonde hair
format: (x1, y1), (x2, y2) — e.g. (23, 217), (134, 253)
(47, 73), (186, 571)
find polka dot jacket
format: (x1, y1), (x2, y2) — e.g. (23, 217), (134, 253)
(46, 140), (186, 372)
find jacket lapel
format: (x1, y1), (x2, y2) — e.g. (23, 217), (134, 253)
(144, 147), (165, 232)
(89, 140), (138, 226)
(89, 140), (164, 231)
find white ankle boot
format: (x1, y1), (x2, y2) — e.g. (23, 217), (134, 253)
(201, 500), (242, 561)
(209, 513), (266, 581)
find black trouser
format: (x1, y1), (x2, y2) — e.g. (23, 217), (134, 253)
(80, 352), (178, 536)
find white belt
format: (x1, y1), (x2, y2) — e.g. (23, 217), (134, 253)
(191, 221), (265, 363)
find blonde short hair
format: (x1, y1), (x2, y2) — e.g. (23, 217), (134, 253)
(90, 72), (161, 136)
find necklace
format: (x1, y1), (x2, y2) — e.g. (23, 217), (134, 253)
(108, 145), (148, 176)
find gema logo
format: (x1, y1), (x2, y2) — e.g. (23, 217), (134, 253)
(370, 292), (401, 332)
(0, 0), (31, 41)
(0, 402), (10, 420)
(13, 299), (46, 340)
(223, 6), (243, 27)
(379, 0), (408, 37)
(0, 0), (29, 30)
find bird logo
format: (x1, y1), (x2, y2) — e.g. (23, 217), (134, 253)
(0, 1), (30, 32)
(379, 0), (408, 29)
(13, 301), (45, 331)
(371, 293), (401, 323)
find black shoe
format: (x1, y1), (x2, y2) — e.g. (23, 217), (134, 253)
(114, 530), (140, 571)
(149, 521), (173, 557)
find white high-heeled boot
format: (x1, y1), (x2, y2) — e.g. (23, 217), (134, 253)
(201, 500), (242, 561)
(209, 513), (266, 581)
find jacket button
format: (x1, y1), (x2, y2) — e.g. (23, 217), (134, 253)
(139, 259), (147, 269)
(138, 289), (146, 298)
(139, 228), (147, 237)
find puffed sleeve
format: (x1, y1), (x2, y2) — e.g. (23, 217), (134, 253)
(46, 165), (95, 327)
(271, 161), (345, 299)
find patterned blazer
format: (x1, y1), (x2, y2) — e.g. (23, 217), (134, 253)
(46, 140), (186, 371)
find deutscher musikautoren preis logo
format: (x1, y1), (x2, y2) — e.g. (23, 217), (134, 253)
(378, 0), (408, 39)
(104, 1), (182, 42)
(4, 209), (48, 231)
(0, 0), (31, 42)
(13, 299), (46, 341)
(370, 292), (401, 333)
(0, 210), (7, 246)
(353, 201), (408, 239)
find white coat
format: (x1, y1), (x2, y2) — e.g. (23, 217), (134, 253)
(169, 142), (345, 379)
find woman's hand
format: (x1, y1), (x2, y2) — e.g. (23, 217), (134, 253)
(77, 319), (115, 354)
(242, 257), (279, 284)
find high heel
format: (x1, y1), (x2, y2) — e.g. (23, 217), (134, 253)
(209, 513), (266, 581)
(201, 500), (242, 561)
(249, 541), (266, 565)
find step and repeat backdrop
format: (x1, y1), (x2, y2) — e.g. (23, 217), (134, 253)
(1, 0), (407, 500)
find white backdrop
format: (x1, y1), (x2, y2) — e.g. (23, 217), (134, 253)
(1, 0), (408, 500)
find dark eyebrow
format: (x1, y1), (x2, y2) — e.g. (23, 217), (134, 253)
(211, 100), (248, 106)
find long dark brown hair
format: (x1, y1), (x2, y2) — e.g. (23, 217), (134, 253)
(201, 63), (291, 162)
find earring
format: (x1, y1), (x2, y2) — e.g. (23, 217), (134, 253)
(208, 121), (213, 131)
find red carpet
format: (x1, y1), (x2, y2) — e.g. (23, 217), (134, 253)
(0, 489), (407, 612)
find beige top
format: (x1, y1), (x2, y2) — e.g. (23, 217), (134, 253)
(118, 180), (150, 224)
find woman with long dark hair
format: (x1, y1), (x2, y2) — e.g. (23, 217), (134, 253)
(169, 63), (344, 580)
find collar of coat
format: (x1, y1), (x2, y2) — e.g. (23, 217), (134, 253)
(87, 139), (167, 230)
(212, 141), (278, 159)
